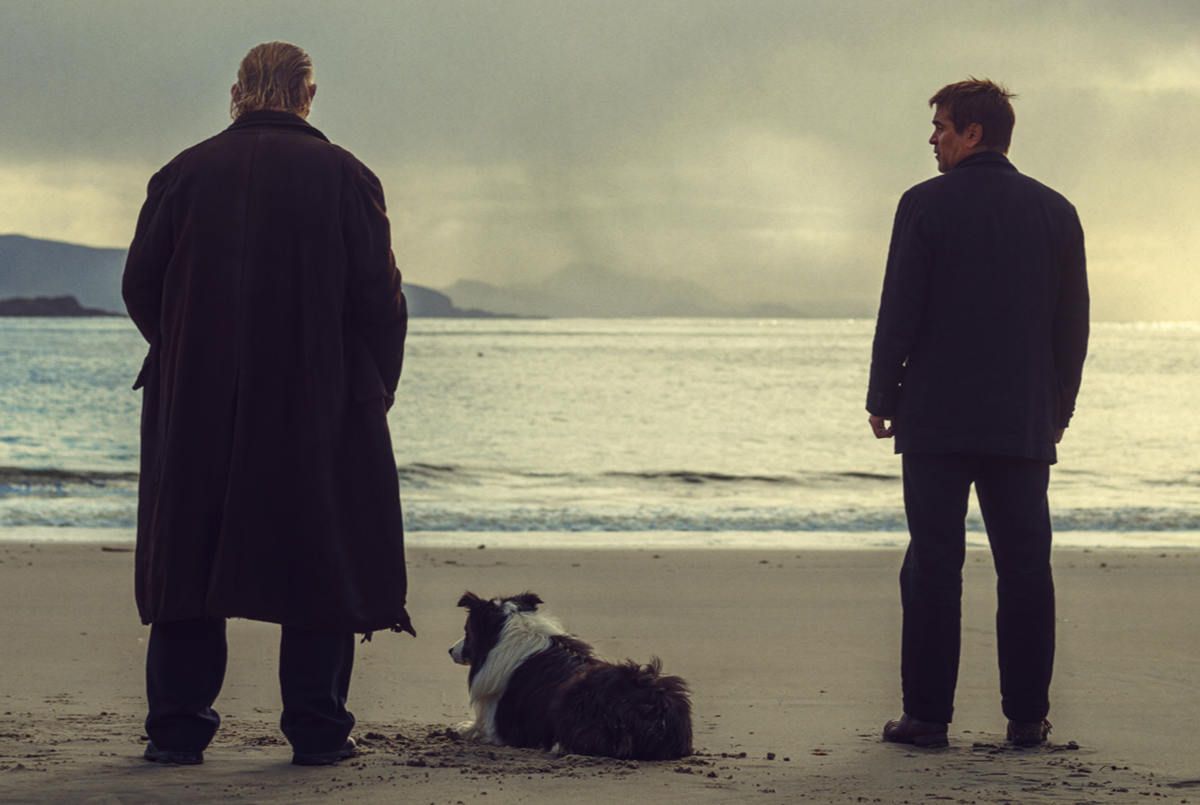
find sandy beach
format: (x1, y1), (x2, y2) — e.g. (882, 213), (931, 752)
(1, 539), (1198, 803)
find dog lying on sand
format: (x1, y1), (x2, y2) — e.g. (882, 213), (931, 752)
(449, 591), (693, 760)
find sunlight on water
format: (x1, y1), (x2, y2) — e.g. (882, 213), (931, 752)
(1, 317), (1197, 541)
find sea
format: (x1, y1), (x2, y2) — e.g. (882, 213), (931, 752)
(1, 317), (1198, 549)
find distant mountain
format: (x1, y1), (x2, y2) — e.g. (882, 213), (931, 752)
(2, 234), (828, 319)
(402, 284), (506, 318)
(0, 234), (497, 317)
(445, 262), (803, 317)
(0, 235), (127, 313)
(0, 295), (120, 317)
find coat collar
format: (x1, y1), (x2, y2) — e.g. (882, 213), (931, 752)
(225, 110), (330, 142)
(952, 150), (1016, 172)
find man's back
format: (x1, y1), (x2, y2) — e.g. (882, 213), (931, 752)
(124, 109), (411, 633)
(126, 41), (412, 770)
(868, 151), (1088, 462)
(874, 77), (1087, 751)
(146, 111), (402, 428)
(163, 114), (349, 333)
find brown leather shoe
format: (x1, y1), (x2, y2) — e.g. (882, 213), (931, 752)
(882, 714), (949, 748)
(1007, 719), (1052, 747)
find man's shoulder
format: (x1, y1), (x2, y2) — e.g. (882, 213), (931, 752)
(326, 143), (372, 171)
(145, 136), (219, 189)
(1013, 172), (1076, 210)
(166, 126), (366, 169)
(156, 124), (385, 197)
(325, 144), (385, 190)
(900, 175), (944, 201)
(160, 135), (219, 171)
(894, 175), (947, 214)
(902, 165), (1077, 215)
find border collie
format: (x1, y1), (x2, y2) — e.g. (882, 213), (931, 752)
(449, 591), (692, 760)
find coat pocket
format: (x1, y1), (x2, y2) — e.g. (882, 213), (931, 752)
(346, 338), (390, 405)
(132, 346), (157, 390)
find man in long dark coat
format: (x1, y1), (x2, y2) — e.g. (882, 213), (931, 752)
(867, 79), (1089, 749)
(123, 41), (413, 766)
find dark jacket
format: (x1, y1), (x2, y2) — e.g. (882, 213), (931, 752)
(866, 151), (1089, 463)
(123, 110), (413, 634)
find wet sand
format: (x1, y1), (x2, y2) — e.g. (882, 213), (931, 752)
(1, 540), (1198, 803)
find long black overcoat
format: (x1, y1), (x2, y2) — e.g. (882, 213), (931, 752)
(866, 151), (1089, 464)
(123, 110), (413, 634)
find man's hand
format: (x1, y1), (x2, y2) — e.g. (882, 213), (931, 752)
(1055, 427), (1065, 444)
(869, 415), (894, 439)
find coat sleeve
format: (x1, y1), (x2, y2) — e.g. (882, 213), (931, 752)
(342, 160), (408, 406)
(122, 167), (175, 343)
(866, 189), (932, 417)
(1052, 205), (1089, 428)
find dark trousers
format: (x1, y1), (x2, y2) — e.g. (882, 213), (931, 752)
(900, 452), (1055, 724)
(145, 618), (356, 754)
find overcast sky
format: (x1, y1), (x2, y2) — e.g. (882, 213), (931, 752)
(1, 0), (1197, 319)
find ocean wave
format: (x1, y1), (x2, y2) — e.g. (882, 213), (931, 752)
(399, 506), (1200, 533)
(1142, 473), (1200, 488)
(602, 469), (898, 485)
(13, 462), (1200, 495)
(0, 463), (1195, 533)
(395, 464), (900, 488)
(604, 470), (795, 484)
(0, 466), (139, 500)
(396, 462), (462, 482)
(0, 466), (139, 485)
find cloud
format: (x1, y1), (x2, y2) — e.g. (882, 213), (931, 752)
(0, 160), (148, 247)
(1, 0), (1197, 318)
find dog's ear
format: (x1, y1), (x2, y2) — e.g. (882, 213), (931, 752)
(510, 592), (543, 612)
(457, 591), (484, 609)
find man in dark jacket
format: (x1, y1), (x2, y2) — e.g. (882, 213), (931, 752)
(123, 42), (414, 767)
(867, 79), (1088, 749)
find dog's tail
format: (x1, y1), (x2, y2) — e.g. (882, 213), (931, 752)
(636, 656), (688, 693)
(553, 655), (694, 760)
(624, 656), (693, 760)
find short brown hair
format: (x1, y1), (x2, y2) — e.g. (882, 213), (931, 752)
(231, 42), (314, 119)
(929, 78), (1016, 153)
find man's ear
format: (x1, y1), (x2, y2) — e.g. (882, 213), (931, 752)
(964, 122), (984, 148)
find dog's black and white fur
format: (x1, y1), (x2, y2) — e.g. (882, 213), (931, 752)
(449, 591), (692, 760)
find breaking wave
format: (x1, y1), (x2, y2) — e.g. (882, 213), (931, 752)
(1, 464), (1196, 533)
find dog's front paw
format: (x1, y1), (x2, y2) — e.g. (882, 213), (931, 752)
(456, 720), (505, 745)
(454, 720), (481, 741)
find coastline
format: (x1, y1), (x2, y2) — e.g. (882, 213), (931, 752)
(2, 540), (1198, 803)
(6, 526), (1200, 551)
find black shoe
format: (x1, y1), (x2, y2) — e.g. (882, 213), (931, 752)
(292, 737), (357, 766)
(1007, 719), (1052, 747)
(144, 741), (204, 765)
(882, 714), (949, 748)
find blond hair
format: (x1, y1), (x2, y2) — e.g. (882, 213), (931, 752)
(230, 42), (315, 119)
